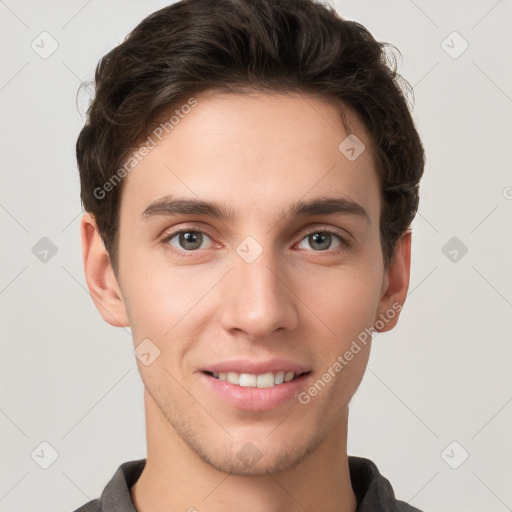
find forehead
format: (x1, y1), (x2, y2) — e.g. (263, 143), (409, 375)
(119, 91), (380, 225)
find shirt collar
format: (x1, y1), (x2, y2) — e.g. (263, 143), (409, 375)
(91, 456), (421, 512)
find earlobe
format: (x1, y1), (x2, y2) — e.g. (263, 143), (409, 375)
(375, 230), (412, 333)
(80, 212), (130, 328)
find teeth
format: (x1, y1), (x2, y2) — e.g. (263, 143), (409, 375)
(227, 372), (239, 385)
(210, 370), (299, 387)
(256, 372), (274, 388)
(239, 373), (257, 387)
(284, 371), (294, 382)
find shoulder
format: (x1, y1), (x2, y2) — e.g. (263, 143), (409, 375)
(349, 456), (425, 512)
(70, 499), (102, 512)
(69, 458), (146, 512)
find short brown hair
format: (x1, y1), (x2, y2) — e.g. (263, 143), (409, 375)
(76, 0), (425, 274)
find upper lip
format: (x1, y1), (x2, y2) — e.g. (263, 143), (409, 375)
(201, 359), (311, 375)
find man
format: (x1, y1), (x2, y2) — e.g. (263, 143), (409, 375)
(74, 0), (425, 510)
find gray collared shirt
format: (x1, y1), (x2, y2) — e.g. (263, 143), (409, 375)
(72, 456), (424, 512)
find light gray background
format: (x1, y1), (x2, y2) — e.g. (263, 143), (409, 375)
(1, 1), (511, 511)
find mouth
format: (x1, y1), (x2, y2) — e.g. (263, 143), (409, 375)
(200, 368), (313, 411)
(203, 370), (311, 388)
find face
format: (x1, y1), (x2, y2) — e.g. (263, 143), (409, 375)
(82, 90), (409, 476)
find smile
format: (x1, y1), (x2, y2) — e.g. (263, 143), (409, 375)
(206, 370), (306, 388)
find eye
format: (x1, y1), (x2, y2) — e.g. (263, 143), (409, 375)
(160, 227), (349, 255)
(296, 230), (348, 252)
(162, 229), (214, 252)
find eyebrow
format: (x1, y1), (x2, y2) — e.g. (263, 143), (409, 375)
(140, 194), (370, 225)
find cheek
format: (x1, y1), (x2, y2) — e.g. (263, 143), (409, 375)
(296, 270), (378, 406)
(292, 261), (382, 345)
(120, 254), (221, 345)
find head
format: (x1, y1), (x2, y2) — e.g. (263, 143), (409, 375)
(78, 0), (424, 476)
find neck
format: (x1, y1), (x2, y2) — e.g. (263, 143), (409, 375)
(131, 389), (357, 512)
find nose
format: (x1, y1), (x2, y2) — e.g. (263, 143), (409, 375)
(219, 244), (299, 341)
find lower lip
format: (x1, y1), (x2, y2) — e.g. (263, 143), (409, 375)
(200, 372), (311, 411)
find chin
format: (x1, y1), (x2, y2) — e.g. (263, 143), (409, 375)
(188, 430), (319, 477)
(202, 447), (309, 477)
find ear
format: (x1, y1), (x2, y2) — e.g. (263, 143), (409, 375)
(80, 212), (130, 327)
(374, 229), (411, 333)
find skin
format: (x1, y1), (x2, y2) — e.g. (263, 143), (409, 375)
(81, 90), (411, 512)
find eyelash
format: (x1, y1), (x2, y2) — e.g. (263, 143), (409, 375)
(159, 226), (350, 256)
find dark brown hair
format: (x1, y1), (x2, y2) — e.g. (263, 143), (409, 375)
(76, 0), (425, 274)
